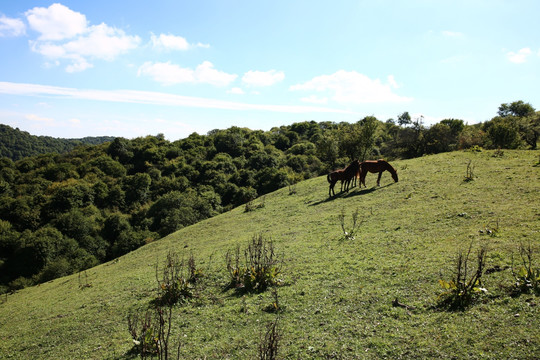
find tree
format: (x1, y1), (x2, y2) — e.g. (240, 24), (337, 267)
(339, 117), (378, 161)
(484, 117), (521, 149)
(497, 100), (535, 118)
(397, 111), (412, 126)
(519, 112), (540, 149)
(357, 116), (378, 161)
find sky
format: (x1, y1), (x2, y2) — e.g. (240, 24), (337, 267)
(0, 1), (539, 140)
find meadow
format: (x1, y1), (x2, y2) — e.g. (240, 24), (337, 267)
(0, 149), (539, 359)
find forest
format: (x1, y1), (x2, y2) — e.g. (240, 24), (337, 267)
(0, 124), (115, 161)
(0, 100), (538, 293)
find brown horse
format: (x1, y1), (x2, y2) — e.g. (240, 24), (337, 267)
(359, 159), (398, 187)
(327, 160), (361, 196)
(327, 169), (346, 196)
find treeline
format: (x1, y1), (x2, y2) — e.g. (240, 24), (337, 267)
(0, 124), (115, 161)
(0, 101), (538, 292)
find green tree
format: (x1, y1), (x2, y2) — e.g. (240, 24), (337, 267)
(397, 111), (412, 126)
(497, 100), (535, 118)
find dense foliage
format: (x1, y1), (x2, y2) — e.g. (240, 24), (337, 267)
(0, 124), (115, 161)
(0, 101), (538, 292)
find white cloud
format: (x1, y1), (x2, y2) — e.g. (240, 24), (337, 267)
(150, 33), (209, 50)
(0, 81), (355, 115)
(227, 87), (245, 95)
(65, 24), (140, 60)
(151, 33), (189, 50)
(0, 15), (26, 37)
(242, 70), (285, 87)
(506, 47), (532, 63)
(138, 61), (237, 87)
(25, 4), (140, 72)
(65, 58), (93, 73)
(26, 3), (87, 41)
(290, 70), (412, 104)
(387, 75), (399, 89)
(26, 113), (55, 124)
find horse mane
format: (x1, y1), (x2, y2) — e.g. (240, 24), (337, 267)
(379, 159), (397, 175)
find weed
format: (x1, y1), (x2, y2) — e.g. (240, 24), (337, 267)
(437, 243), (488, 310)
(338, 207), (360, 240)
(127, 310), (158, 359)
(463, 159), (475, 182)
(493, 148), (504, 157)
(511, 242), (540, 295)
(263, 286), (284, 313)
(468, 145), (483, 152)
(155, 251), (199, 307)
(127, 306), (181, 360)
(78, 271), (92, 289)
(245, 196), (266, 212)
(226, 234), (282, 293)
(479, 218), (500, 237)
(258, 318), (280, 360)
(288, 184), (297, 195)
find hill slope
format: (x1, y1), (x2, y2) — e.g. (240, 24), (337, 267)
(0, 150), (539, 359)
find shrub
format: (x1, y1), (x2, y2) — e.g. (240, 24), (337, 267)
(437, 243), (488, 310)
(127, 310), (159, 359)
(338, 207), (360, 240)
(463, 160), (475, 182)
(127, 306), (180, 360)
(155, 251), (200, 306)
(511, 242), (540, 295)
(226, 234), (282, 293)
(258, 318), (280, 360)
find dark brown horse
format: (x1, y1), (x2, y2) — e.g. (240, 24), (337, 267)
(359, 159), (398, 187)
(327, 160), (361, 196)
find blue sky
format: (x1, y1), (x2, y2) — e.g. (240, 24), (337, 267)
(0, 1), (539, 140)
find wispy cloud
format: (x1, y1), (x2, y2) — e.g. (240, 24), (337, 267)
(0, 81), (355, 114)
(290, 70), (412, 104)
(506, 47), (532, 63)
(0, 15), (26, 37)
(25, 3), (140, 72)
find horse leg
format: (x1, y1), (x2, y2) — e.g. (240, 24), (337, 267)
(360, 171), (366, 187)
(377, 171), (382, 186)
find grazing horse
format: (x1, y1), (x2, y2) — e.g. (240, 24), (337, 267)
(327, 160), (361, 196)
(359, 159), (398, 187)
(327, 169), (347, 197)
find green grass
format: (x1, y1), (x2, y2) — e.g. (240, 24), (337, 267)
(1, 150), (539, 359)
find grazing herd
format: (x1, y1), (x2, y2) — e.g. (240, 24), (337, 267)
(327, 159), (398, 197)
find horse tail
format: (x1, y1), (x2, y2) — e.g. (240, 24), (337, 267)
(327, 173), (331, 183)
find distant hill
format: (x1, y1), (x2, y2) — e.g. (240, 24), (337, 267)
(0, 124), (115, 161)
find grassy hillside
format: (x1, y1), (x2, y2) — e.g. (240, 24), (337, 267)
(1, 150), (539, 359)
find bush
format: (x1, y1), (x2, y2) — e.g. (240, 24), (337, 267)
(511, 242), (540, 295)
(437, 243), (488, 310)
(226, 234), (282, 293)
(155, 251), (200, 306)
